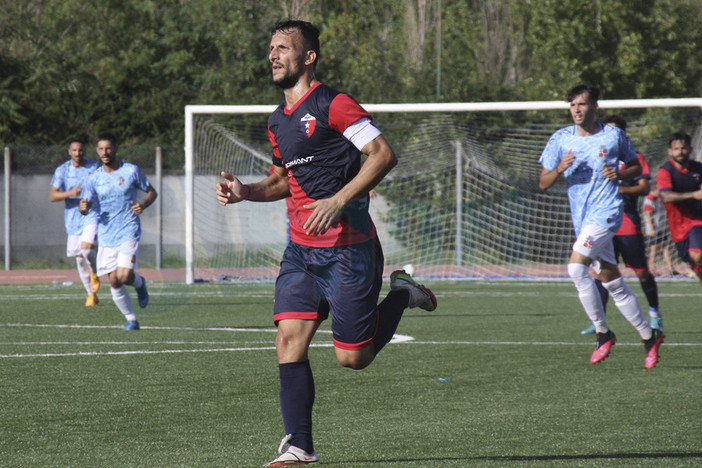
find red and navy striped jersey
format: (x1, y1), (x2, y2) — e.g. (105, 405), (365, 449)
(268, 82), (377, 247)
(657, 159), (702, 242)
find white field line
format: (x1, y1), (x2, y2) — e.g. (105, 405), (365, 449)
(0, 323), (699, 358)
(0, 324), (414, 358)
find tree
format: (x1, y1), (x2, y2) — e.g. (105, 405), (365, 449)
(0, 0), (700, 145)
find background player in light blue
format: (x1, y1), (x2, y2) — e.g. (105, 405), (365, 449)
(79, 132), (157, 330)
(539, 83), (663, 369)
(580, 115), (662, 335)
(50, 137), (101, 306)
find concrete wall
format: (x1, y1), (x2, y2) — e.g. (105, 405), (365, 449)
(0, 174), (186, 267)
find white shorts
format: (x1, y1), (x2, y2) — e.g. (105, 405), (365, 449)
(573, 224), (617, 267)
(97, 240), (139, 276)
(66, 224), (98, 257)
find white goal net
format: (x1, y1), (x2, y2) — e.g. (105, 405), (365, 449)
(185, 99), (702, 284)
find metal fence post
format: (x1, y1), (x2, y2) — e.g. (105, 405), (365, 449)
(4, 147), (10, 271)
(155, 146), (163, 270)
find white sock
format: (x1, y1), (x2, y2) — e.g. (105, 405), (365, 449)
(76, 256), (92, 294)
(111, 286), (137, 321)
(568, 263), (608, 333)
(81, 248), (97, 272)
(132, 273), (144, 289)
(602, 277), (652, 340)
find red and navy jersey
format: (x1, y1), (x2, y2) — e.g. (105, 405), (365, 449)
(657, 159), (702, 242)
(268, 82), (376, 247)
(616, 152), (650, 235)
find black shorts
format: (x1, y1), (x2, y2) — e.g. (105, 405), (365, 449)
(273, 238), (384, 350)
(675, 225), (702, 270)
(613, 233), (648, 271)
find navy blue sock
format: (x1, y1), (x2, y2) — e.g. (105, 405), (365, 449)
(372, 289), (410, 356)
(640, 275), (659, 310)
(595, 279), (609, 313)
(279, 360), (315, 454)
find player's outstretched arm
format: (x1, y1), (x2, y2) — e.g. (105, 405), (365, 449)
(660, 188), (702, 203)
(619, 178), (649, 196)
(49, 184), (81, 202)
(216, 166), (290, 206)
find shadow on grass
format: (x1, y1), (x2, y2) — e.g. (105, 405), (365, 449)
(337, 452), (702, 464)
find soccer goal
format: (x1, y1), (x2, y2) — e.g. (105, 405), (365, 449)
(185, 99), (702, 284)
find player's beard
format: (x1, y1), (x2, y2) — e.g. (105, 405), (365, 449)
(272, 58), (306, 90)
(272, 72), (299, 90)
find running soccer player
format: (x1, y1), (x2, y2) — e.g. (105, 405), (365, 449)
(643, 189), (679, 276)
(215, 20), (436, 466)
(50, 137), (101, 306)
(539, 83), (663, 368)
(79, 132), (156, 330)
(657, 132), (702, 285)
(580, 115), (662, 334)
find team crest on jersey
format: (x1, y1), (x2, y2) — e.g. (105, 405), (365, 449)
(598, 146), (607, 158)
(300, 113), (316, 138)
(118, 178), (125, 185)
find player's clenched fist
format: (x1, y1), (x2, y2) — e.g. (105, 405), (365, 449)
(79, 197), (91, 215)
(216, 172), (250, 206)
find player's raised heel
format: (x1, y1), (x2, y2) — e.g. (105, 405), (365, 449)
(135, 278), (149, 308)
(123, 320), (140, 331)
(390, 269), (437, 311)
(590, 330), (616, 364)
(643, 329), (664, 369)
(90, 273), (101, 294)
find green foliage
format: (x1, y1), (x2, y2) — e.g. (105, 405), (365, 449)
(1, 0), (701, 145)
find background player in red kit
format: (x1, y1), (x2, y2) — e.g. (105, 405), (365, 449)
(215, 20), (436, 466)
(657, 132), (702, 286)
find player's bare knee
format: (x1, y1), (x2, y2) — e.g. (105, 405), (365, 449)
(338, 356), (371, 370)
(335, 348), (373, 370)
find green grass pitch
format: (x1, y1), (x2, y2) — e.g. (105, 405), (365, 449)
(1, 279), (701, 467)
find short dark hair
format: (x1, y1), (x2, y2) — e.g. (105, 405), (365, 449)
(97, 131), (118, 146)
(272, 19), (320, 68)
(600, 114), (627, 131)
(68, 136), (86, 147)
(566, 83), (600, 103)
(669, 132), (692, 147)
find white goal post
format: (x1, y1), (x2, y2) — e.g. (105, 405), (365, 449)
(185, 98), (702, 284)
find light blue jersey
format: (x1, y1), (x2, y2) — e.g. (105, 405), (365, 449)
(539, 123), (637, 235)
(51, 159), (101, 235)
(82, 161), (152, 247)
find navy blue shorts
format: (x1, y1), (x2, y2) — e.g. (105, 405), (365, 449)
(274, 238), (384, 350)
(675, 225), (702, 271)
(613, 233), (648, 272)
